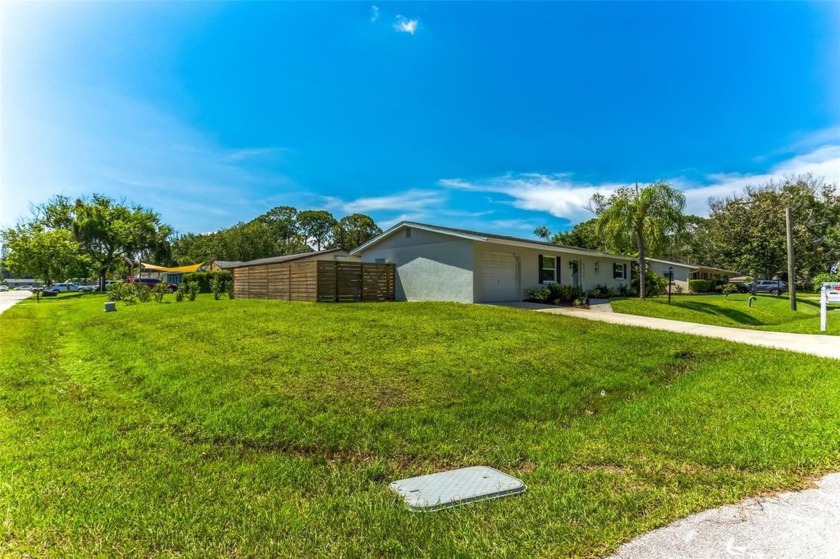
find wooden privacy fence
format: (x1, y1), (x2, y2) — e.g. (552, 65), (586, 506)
(233, 260), (395, 302)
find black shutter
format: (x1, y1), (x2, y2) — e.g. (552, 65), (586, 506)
(538, 255), (544, 284)
(556, 257), (561, 283)
(623, 264), (627, 279)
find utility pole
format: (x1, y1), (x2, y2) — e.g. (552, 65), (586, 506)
(786, 207), (797, 311)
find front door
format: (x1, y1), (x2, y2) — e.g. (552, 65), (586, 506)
(570, 260), (580, 288)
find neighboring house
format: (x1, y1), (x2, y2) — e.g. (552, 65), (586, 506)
(647, 258), (698, 293)
(648, 258), (740, 292)
(207, 261), (244, 271)
(690, 265), (738, 282)
(350, 222), (635, 303)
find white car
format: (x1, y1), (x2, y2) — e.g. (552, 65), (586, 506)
(51, 283), (86, 293)
(0, 285), (8, 292)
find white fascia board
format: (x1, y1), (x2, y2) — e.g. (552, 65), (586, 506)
(487, 238), (635, 261)
(648, 258), (700, 271)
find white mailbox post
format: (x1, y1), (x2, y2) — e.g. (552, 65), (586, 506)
(821, 283), (827, 332)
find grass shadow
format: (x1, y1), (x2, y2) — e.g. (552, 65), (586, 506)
(675, 300), (764, 326)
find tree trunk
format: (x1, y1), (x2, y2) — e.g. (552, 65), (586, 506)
(637, 231), (646, 300)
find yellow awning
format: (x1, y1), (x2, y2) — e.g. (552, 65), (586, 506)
(140, 262), (204, 273)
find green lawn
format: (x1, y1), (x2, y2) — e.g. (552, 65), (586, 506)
(2, 295), (840, 558)
(611, 293), (840, 335)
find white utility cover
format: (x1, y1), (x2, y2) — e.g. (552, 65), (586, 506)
(389, 466), (526, 511)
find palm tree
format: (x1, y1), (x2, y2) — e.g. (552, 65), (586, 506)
(594, 181), (685, 299)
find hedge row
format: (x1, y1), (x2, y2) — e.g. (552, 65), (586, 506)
(688, 279), (723, 293)
(182, 271), (232, 293)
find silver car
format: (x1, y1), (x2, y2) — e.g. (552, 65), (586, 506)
(748, 279), (788, 296)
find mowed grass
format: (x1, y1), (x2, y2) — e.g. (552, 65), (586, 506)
(612, 293), (840, 335)
(1, 295), (839, 558)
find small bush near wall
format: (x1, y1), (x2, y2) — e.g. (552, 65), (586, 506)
(182, 271), (232, 294)
(549, 284), (584, 304)
(524, 285), (583, 304)
(588, 284), (611, 298)
(525, 287), (551, 302)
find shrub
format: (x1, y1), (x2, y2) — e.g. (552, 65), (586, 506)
(689, 279), (717, 294)
(226, 279), (235, 299)
(182, 271), (232, 294)
(615, 283), (631, 297)
(151, 282), (169, 303)
(813, 272), (840, 287)
(210, 276), (222, 301)
(548, 284), (583, 304)
(186, 281), (200, 302)
(645, 270), (668, 297)
(674, 284), (684, 295)
(175, 288), (185, 303)
(588, 284), (611, 298)
(107, 282), (138, 306)
(722, 283), (737, 297)
(135, 283), (151, 303)
(525, 287), (551, 302)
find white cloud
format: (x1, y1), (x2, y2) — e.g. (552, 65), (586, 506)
(439, 138), (840, 223)
(370, 5), (379, 23)
(323, 189), (446, 215)
(440, 174), (624, 223)
(394, 15), (419, 35)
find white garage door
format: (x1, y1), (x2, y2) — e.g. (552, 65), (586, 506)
(481, 251), (517, 302)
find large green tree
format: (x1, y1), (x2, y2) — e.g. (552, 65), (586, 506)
(593, 181), (686, 299)
(551, 218), (605, 251)
(331, 213), (382, 250)
(296, 210), (337, 251)
(708, 174), (840, 283)
(1, 226), (86, 286)
(16, 194), (173, 290)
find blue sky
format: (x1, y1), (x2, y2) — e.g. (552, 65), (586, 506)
(2, 1), (839, 238)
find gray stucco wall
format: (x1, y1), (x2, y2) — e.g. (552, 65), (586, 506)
(649, 261), (694, 292)
(358, 228), (474, 302)
(472, 242), (632, 302)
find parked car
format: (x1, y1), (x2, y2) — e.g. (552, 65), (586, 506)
(740, 279), (788, 296)
(0, 285), (8, 292)
(40, 289), (59, 297)
(125, 277), (178, 292)
(51, 283), (88, 293)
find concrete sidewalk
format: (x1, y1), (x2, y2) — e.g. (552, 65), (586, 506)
(531, 305), (840, 360)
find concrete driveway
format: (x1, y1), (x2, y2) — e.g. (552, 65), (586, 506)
(608, 473), (840, 559)
(0, 290), (32, 315)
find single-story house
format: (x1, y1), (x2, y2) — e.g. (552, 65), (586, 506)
(648, 258), (740, 293)
(647, 258), (698, 293)
(207, 260), (244, 271)
(690, 265), (738, 282)
(350, 222), (635, 303)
